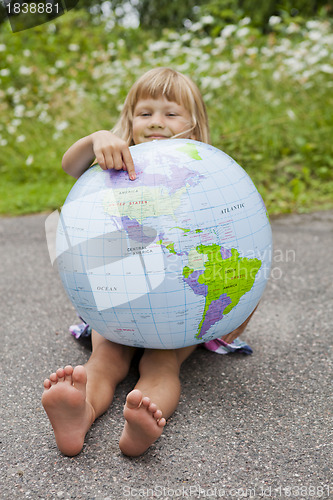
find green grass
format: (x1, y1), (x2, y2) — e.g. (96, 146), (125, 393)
(0, 11), (332, 215)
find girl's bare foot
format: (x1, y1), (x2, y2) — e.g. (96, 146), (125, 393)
(41, 365), (95, 456)
(119, 389), (166, 457)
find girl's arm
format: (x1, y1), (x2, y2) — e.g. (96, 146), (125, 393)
(62, 130), (136, 180)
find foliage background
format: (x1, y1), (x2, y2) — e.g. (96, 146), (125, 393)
(0, 1), (332, 215)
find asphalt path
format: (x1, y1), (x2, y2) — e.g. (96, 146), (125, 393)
(1, 211), (332, 500)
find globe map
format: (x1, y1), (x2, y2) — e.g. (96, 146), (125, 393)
(56, 139), (272, 349)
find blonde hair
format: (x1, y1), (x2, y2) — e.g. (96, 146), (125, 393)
(112, 67), (210, 145)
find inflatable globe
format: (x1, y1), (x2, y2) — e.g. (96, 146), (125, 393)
(56, 139), (272, 349)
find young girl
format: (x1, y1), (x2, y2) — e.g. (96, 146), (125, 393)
(42, 68), (255, 457)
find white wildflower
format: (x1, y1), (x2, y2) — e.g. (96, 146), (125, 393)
(308, 30), (322, 41)
(55, 60), (66, 69)
(26, 155), (34, 166)
(17, 135), (26, 143)
(23, 49), (31, 57)
(239, 17), (251, 26)
(55, 121), (69, 132)
(38, 111), (51, 123)
(200, 37), (213, 47)
(13, 93), (21, 104)
(233, 46), (245, 58)
(287, 109), (296, 120)
(53, 77), (66, 89)
(68, 43), (80, 51)
(180, 33), (192, 43)
(12, 119), (21, 127)
(8, 125), (16, 134)
(320, 64), (333, 74)
(286, 23), (300, 34)
(247, 47), (258, 56)
(269, 16), (282, 26)
(306, 20), (322, 30)
(0, 138), (8, 146)
(237, 27), (250, 38)
(148, 40), (170, 52)
(0, 68), (10, 77)
(14, 105), (25, 117)
(19, 66), (32, 75)
(301, 69), (314, 80)
(0, 44), (6, 51)
(201, 15), (214, 25)
(190, 22), (203, 32)
(261, 47), (273, 57)
(221, 25), (236, 38)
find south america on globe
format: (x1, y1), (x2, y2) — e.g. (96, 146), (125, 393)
(56, 139), (272, 349)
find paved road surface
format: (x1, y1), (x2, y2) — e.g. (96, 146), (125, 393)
(1, 211), (332, 499)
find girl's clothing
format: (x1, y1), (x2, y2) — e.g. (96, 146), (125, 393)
(69, 319), (252, 356)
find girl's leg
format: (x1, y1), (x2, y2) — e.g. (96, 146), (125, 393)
(220, 305), (258, 344)
(42, 330), (135, 456)
(85, 331), (136, 417)
(119, 345), (196, 456)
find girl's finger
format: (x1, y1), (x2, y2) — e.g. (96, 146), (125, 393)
(95, 152), (107, 170)
(103, 150), (114, 170)
(113, 151), (123, 170)
(122, 148), (136, 180)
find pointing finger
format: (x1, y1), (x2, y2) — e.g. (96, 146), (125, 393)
(122, 148), (136, 180)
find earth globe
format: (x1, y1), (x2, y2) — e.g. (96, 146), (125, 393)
(56, 139), (272, 349)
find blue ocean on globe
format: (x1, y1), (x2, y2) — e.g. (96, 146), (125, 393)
(56, 139), (272, 349)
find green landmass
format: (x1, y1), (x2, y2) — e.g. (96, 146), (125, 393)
(172, 227), (191, 233)
(176, 144), (202, 161)
(183, 244), (262, 338)
(165, 242), (177, 254)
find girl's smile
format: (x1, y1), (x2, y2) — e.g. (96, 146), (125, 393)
(132, 97), (194, 145)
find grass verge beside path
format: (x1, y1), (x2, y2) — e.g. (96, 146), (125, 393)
(0, 11), (332, 215)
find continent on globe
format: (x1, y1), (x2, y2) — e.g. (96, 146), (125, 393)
(183, 244), (262, 340)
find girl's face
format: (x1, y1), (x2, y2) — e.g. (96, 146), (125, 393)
(132, 96), (195, 145)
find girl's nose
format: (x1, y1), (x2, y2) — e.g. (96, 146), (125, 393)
(149, 112), (165, 128)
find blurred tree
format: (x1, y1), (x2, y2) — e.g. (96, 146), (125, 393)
(105, 0), (206, 30)
(1, 0), (331, 29)
(197, 0), (332, 32)
(107, 0), (332, 30)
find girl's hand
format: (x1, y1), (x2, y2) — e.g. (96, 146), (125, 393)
(91, 130), (136, 180)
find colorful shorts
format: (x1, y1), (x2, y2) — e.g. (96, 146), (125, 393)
(69, 318), (252, 356)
